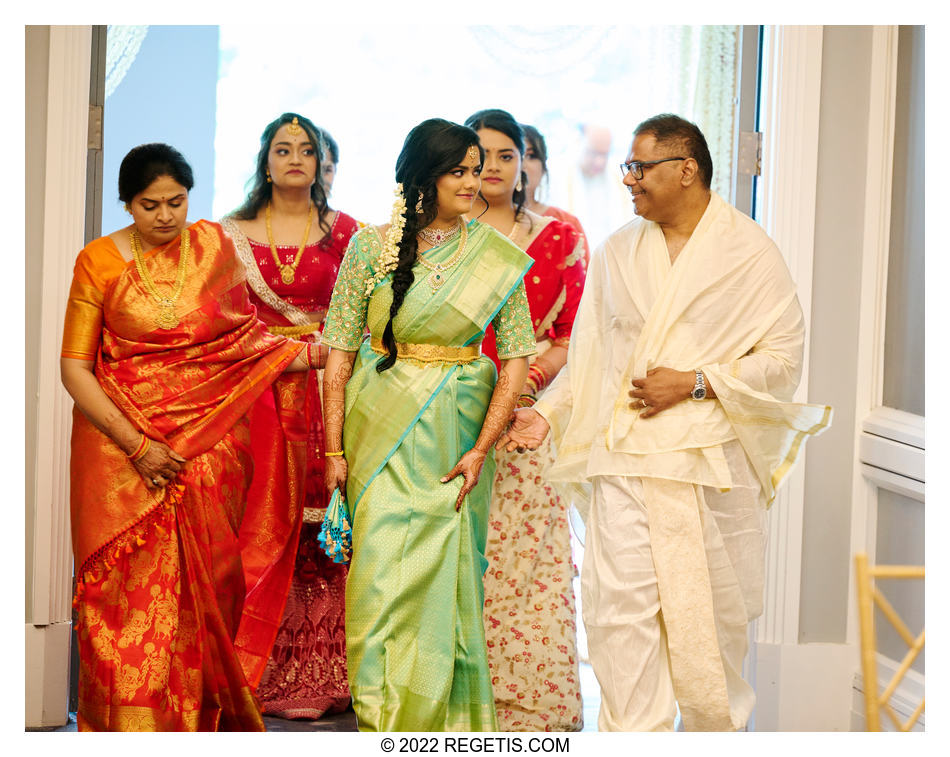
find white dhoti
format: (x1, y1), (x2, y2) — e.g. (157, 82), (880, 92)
(583, 474), (761, 731)
(535, 192), (832, 732)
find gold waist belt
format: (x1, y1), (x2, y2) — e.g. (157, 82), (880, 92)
(370, 336), (481, 364)
(268, 321), (322, 337)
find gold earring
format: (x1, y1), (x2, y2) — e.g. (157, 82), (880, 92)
(266, 169), (272, 184)
(416, 191), (424, 214)
(515, 178), (523, 192)
(124, 203), (131, 214)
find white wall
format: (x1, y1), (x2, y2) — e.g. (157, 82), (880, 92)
(800, 25), (874, 645)
(25, 24), (50, 623)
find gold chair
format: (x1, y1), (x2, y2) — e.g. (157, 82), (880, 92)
(854, 552), (925, 731)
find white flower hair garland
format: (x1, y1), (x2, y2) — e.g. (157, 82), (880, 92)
(365, 183), (408, 297)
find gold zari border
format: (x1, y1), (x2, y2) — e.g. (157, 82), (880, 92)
(370, 336), (481, 365)
(268, 320), (323, 337)
(302, 507), (326, 523)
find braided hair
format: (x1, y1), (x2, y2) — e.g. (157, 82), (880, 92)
(376, 118), (484, 373)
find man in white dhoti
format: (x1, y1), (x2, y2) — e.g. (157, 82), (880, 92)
(497, 114), (831, 731)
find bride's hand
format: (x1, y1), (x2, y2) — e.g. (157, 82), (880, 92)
(441, 448), (488, 512)
(325, 455), (348, 496)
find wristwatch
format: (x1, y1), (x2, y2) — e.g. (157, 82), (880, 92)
(690, 369), (707, 400)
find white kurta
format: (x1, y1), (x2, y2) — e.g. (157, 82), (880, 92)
(535, 192), (831, 731)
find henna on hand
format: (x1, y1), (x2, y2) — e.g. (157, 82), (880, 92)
(324, 454), (348, 495)
(323, 351), (356, 453)
(440, 358), (527, 512)
(473, 368), (522, 454)
(326, 360), (353, 393)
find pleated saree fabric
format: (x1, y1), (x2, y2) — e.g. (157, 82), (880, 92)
(321, 220), (536, 731)
(479, 213), (587, 731)
(222, 214), (359, 717)
(63, 221), (302, 730)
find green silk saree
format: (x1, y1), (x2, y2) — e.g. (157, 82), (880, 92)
(322, 220), (535, 731)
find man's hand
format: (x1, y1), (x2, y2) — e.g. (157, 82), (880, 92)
(629, 367), (696, 418)
(496, 408), (550, 453)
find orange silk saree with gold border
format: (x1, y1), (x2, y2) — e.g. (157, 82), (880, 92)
(63, 220), (303, 731)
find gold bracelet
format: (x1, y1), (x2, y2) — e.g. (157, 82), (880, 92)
(305, 342), (323, 370)
(128, 434), (151, 461)
(325, 450), (344, 457)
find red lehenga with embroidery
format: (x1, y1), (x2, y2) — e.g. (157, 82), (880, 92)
(63, 221), (304, 731)
(480, 211), (588, 731)
(222, 211), (358, 719)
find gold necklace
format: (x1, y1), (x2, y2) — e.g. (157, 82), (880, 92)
(266, 201), (314, 285)
(131, 228), (190, 330)
(416, 219), (469, 291)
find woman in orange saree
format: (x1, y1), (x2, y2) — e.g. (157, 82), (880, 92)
(61, 144), (318, 731)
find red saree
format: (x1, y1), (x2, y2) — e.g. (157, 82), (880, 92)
(540, 204), (590, 267)
(223, 212), (357, 718)
(481, 215), (585, 368)
(64, 220), (303, 731)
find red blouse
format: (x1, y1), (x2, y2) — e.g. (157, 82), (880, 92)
(481, 217), (586, 370)
(247, 211), (359, 317)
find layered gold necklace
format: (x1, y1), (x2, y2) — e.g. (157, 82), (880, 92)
(131, 228), (190, 330)
(416, 219), (469, 291)
(266, 201), (314, 285)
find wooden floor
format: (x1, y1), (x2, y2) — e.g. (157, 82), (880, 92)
(50, 663), (601, 732)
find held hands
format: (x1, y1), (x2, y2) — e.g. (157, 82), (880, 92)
(325, 455), (348, 496)
(441, 448), (488, 512)
(133, 440), (187, 489)
(495, 408), (550, 453)
(628, 367), (695, 418)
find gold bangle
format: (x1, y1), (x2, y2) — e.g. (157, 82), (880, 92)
(325, 450), (344, 457)
(305, 342), (322, 370)
(128, 434), (150, 462)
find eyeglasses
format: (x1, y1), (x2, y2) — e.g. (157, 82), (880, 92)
(619, 157), (687, 180)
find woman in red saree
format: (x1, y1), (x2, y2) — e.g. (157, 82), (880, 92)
(521, 123), (590, 266)
(221, 113), (357, 719)
(61, 143), (320, 731)
(464, 110), (587, 731)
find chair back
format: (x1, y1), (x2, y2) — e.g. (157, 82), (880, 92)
(854, 552), (925, 731)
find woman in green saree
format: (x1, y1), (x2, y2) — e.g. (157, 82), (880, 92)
(320, 119), (536, 731)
